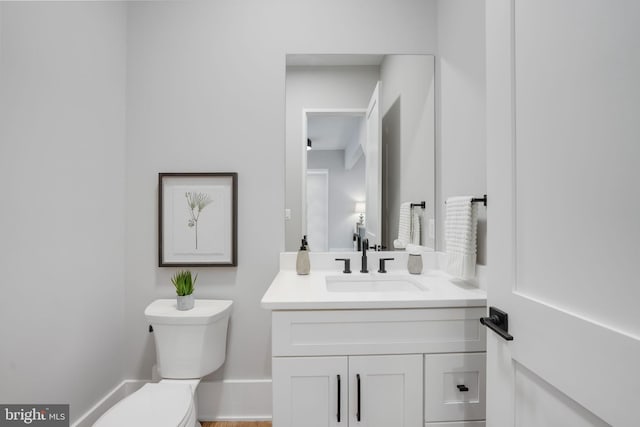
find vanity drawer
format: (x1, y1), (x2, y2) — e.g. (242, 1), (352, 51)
(424, 353), (486, 422)
(272, 307), (486, 356)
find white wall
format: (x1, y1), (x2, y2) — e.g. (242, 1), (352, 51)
(436, 0), (487, 263)
(285, 65), (380, 251)
(307, 150), (366, 251)
(380, 55), (435, 249)
(125, 0), (438, 409)
(0, 0), (440, 420)
(0, 2), (127, 423)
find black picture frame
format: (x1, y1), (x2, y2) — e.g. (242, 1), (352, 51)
(158, 172), (237, 267)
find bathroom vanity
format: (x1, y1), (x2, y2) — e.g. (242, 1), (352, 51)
(262, 252), (487, 427)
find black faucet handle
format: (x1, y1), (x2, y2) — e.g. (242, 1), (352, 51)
(335, 258), (352, 274)
(378, 258), (395, 273)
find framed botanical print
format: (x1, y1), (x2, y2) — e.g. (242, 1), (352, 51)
(159, 173), (237, 267)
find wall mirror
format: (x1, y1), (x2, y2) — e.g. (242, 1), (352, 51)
(285, 54), (435, 252)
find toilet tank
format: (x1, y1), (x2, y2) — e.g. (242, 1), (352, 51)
(145, 299), (233, 379)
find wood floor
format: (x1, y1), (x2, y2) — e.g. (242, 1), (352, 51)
(201, 422), (271, 427)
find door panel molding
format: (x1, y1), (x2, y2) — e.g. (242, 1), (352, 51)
(486, 0), (640, 425)
(511, 294), (639, 425)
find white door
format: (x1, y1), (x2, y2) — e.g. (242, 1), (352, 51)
(486, 1), (640, 426)
(349, 354), (422, 427)
(365, 82), (381, 247)
(306, 169), (329, 252)
(272, 356), (347, 427)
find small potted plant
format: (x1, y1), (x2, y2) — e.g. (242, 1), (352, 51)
(171, 270), (197, 311)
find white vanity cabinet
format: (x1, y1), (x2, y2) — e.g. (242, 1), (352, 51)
(273, 354), (422, 427)
(270, 307), (487, 427)
(272, 356), (346, 427)
(424, 353), (486, 424)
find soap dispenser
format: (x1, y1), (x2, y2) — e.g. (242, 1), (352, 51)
(407, 244), (423, 274)
(296, 235), (310, 275)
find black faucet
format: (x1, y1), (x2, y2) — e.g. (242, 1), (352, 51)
(360, 238), (369, 273)
(335, 258), (352, 274)
(378, 258), (395, 273)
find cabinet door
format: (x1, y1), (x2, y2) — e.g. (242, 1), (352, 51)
(349, 354), (423, 427)
(273, 356), (347, 427)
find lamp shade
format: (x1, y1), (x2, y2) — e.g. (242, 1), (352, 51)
(354, 202), (366, 213)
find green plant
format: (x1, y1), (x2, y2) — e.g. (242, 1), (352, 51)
(171, 270), (197, 296)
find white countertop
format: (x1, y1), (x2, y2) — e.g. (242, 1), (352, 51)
(261, 268), (487, 310)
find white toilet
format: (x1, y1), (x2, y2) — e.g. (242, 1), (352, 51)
(93, 299), (233, 427)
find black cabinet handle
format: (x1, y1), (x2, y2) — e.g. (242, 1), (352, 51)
(457, 384), (469, 392)
(356, 374), (361, 422)
(337, 375), (341, 422)
(480, 306), (514, 341)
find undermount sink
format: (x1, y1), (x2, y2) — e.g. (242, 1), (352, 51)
(325, 275), (428, 293)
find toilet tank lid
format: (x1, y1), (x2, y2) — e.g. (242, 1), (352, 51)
(145, 299), (233, 325)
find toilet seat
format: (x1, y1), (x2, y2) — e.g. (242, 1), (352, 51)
(93, 383), (195, 427)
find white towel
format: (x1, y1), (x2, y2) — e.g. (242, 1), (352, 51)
(394, 202), (411, 249)
(445, 196), (478, 279)
(410, 210), (421, 245)
(394, 202), (421, 249)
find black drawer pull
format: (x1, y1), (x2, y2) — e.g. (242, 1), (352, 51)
(356, 374), (361, 421)
(457, 384), (469, 392)
(337, 375), (341, 422)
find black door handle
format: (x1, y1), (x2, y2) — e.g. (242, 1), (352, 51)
(337, 375), (341, 422)
(457, 384), (469, 392)
(356, 373), (361, 421)
(480, 306), (514, 341)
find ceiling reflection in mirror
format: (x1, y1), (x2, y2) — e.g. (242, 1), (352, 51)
(285, 54), (435, 253)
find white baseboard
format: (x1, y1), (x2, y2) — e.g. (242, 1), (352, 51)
(197, 379), (272, 421)
(71, 378), (272, 426)
(71, 379), (146, 427)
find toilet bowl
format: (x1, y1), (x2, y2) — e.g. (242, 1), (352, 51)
(93, 380), (198, 427)
(93, 299), (233, 427)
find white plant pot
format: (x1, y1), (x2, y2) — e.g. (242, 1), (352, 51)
(177, 294), (194, 311)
